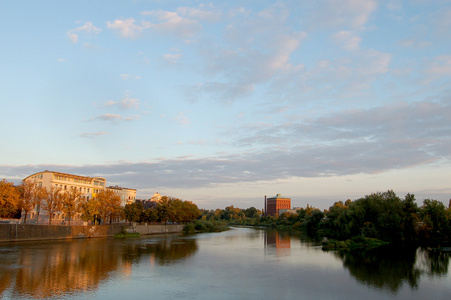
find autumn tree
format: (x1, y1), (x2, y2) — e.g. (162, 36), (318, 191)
(80, 197), (100, 224)
(17, 180), (37, 224)
(0, 179), (20, 218)
(42, 187), (63, 225)
(95, 190), (122, 224)
(61, 188), (83, 225)
(33, 186), (48, 223)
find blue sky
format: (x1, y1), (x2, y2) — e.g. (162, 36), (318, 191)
(1, 0), (450, 210)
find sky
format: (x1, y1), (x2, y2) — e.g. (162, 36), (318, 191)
(1, 0), (450, 210)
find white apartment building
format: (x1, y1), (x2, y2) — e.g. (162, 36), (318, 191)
(107, 185), (137, 207)
(23, 170), (134, 225)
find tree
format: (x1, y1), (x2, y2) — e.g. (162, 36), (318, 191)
(41, 186), (63, 225)
(17, 180), (37, 224)
(33, 186), (48, 223)
(95, 190), (122, 224)
(124, 202), (144, 223)
(420, 199), (448, 239)
(80, 197), (100, 224)
(61, 188), (83, 225)
(0, 179), (20, 218)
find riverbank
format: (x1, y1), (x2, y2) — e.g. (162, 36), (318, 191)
(0, 223), (184, 242)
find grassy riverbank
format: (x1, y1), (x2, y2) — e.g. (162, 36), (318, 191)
(322, 236), (389, 251)
(113, 232), (141, 239)
(183, 220), (230, 233)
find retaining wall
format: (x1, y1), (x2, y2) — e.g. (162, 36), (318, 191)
(0, 223), (184, 242)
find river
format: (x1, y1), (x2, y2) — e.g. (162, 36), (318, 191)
(0, 227), (449, 299)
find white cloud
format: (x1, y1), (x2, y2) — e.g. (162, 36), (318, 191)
(175, 112), (191, 125)
(87, 114), (140, 122)
(308, 0), (378, 30)
(79, 131), (108, 138)
(333, 31), (362, 50)
(141, 10), (202, 38)
(163, 53), (181, 64)
(67, 21), (102, 43)
(120, 74), (141, 80)
(104, 96), (140, 110)
(398, 38), (432, 49)
(425, 55), (451, 76)
(106, 18), (147, 38)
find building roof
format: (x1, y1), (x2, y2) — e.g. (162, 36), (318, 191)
(24, 170), (106, 181)
(267, 193), (290, 199)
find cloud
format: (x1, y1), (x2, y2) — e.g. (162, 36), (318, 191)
(107, 6), (220, 40)
(106, 18), (146, 38)
(79, 131), (108, 138)
(67, 21), (102, 43)
(141, 10), (202, 38)
(120, 74), (141, 80)
(398, 38), (432, 49)
(308, 0), (378, 30)
(162, 53), (181, 64)
(87, 114), (140, 123)
(175, 112), (191, 125)
(333, 31), (362, 50)
(188, 4), (306, 103)
(424, 55), (451, 76)
(104, 96), (140, 109)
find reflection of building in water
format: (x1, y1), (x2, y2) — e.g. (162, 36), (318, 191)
(264, 230), (291, 256)
(264, 194), (291, 217)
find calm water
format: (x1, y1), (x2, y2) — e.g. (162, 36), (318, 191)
(0, 227), (450, 299)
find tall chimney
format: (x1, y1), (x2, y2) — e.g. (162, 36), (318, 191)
(264, 195), (267, 216)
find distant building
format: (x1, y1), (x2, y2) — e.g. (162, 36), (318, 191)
(106, 186), (137, 207)
(265, 194), (291, 217)
(278, 209), (298, 216)
(150, 192), (162, 203)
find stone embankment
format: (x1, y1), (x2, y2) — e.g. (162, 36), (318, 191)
(0, 223), (184, 242)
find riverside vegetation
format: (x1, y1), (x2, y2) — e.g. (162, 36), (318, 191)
(2, 179), (449, 248)
(199, 190), (451, 251)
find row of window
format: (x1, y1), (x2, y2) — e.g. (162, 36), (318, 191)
(53, 184), (103, 195)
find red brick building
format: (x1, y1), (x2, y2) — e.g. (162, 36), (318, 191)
(265, 194), (291, 217)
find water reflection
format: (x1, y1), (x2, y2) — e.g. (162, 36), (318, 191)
(264, 229), (291, 256)
(333, 246), (450, 293)
(121, 237), (198, 265)
(0, 235), (197, 299)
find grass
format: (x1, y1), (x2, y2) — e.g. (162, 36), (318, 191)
(114, 232), (141, 239)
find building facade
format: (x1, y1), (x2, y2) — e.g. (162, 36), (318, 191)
(23, 170), (134, 225)
(107, 186), (137, 207)
(265, 194), (291, 217)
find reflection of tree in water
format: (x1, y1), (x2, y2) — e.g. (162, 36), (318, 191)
(9, 239), (121, 299)
(415, 247), (450, 277)
(335, 246), (450, 293)
(121, 237), (198, 265)
(0, 236), (198, 299)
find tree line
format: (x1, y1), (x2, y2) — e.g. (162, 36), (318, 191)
(1, 179), (200, 226)
(200, 190), (451, 243)
(123, 196), (200, 224)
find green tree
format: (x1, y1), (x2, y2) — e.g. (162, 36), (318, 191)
(124, 202), (144, 223)
(420, 199), (448, 239)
